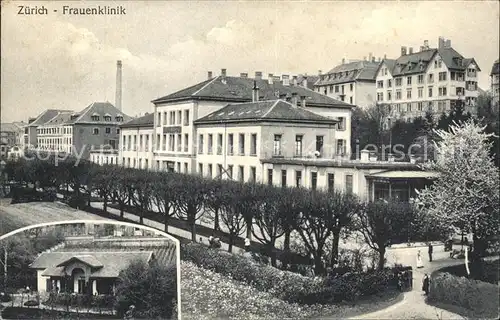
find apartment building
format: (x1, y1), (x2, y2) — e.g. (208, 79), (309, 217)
(23, 109), (72, 149)
(150, 69), (354, 172)
(36, 102), (131, 159)
(119, 113), (154, 169)
(375, 37), (480, 121)
(491, 59), (500, 106)
(0, 122), (25, 147)
(314, 54), (382, 108)
(194, 96), (338, 183)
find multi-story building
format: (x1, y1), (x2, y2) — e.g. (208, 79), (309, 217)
(149, 69), (353, 172)
(119, 113), (154, 169)
(0, 122), (25, 147)
(23, 109), (72, 149)
(491, 59), (500, 106)
(314, 54), (382, 108)
(194, 96), (338, 182)
(375, 37), (480, 122)
(36, 102), (131, 159)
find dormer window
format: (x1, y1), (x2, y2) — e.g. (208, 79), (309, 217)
(115, 115), (123, 122)
(104, 113), (112, 121)
(91, 113), (100, 121)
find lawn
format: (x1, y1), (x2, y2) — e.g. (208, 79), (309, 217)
(0, 199), (110, 236)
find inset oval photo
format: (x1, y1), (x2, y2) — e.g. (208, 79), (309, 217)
(0, 220), (180, 320)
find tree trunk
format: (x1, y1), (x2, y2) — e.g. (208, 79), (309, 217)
(214, 209), (220, 231)
(284, 228), (291, 252)
(139, 208), (144, 225)
(330, 231), (340, 268)
(164, 213), (169, 233)
(119, 203), (124, 219)
(245, 217), (252, 240)
(103, 196), (108, 213)
(228, 234), (233, 253)
(378, 247), (386, 270)
(189, 209), (197, 242)
(269, 240), (277, 267)
(313, 253), (323, 276)
(3, 247), (7, 291)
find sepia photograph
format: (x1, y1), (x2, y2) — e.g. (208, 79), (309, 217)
(0, 221), (179, 319)
(1, 0), (499, 319)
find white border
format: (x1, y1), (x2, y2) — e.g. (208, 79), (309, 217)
(0, 219), (182, 320)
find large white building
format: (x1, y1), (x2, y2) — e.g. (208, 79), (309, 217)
(375, 37), (480, 121)
(119, 113), (154, 169)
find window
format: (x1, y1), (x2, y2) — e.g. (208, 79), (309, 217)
(417, 74), (424, 84)
(316, 136), (324, 155)
(387, 91), (392, 101)
(338, 117), (346, 130)
(177, 134), (182, 151)
(428, 87), (433, 98)
(329, 85), (333, 93)
(228, 134), (234, 155)
(417, 102), (423, 111)
(116, 128), (120, 134)
(198, 163), (203, 175)
(439, 87), (447, 96)
(250, 166), (256, 182)
(438, 72), (447, 81)
(407, 76), (412, 86)
(387, 79), (392, 88)
(428, 73), (434, 83)
(336, 139), (346, 155)
(177, 110), (182, 125)
(184, 162), (188, 173)
(239, 166), (244, 182)
(239, 133), (245, 155)
(311, 172), (318, 191)
(418, 87), (423, 98)
(407, 103), (412, 112)
(208, 164), (213, 178)
(328, 173), (335, 192)
(92, 128), (99, 135)
(116, 116), (123, 122)
(163, 112), (168, 125)
(267, 169), (273, 186)
(172, 111), (176, 124)
(207, 134), (213, 154)
(406, 89), (412, 99)
(350, 83), (354, 91)
(377, 80), (384, 88)
(228, 165), (233, 179)
(281, 169), (287, 187)
(157, 112), (161, 127)
(184, 134), (189, 152)
(395, 78), (402, 86)
(156, 134), (161, 150)
(216, 134), (223, 154)
(91, 115), (100, 121)
(345, 175), (353, 194)
(350, 96), (353, 104)
(295, 170), (302, 187)
(139, 135), (143, 150)
(273, 134), (282, 156)
(198, 134), (204, 154)
(396, 90), (402, 100)
(104, 115), (112, 121)
(184, 110), (190, 125)
(216, 164), (222, 177)
(335, 85), (339, 93)
(250, 133), (257, 156)
(295, 135), (303, 156)
(377, 92), (383, 101)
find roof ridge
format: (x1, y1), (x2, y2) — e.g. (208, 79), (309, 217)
(192, 76), (220, 96)
(261, 100), (281, 118)
(74, 102), (95, 123)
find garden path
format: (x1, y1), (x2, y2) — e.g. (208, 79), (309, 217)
(350, 247), (466, 320)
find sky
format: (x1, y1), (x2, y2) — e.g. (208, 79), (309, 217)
(1, 0), (499, 122)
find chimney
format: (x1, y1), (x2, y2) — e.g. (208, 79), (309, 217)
(420, 46), (425, 52)
(401, 46), (407, 56)
(291, 92), (298, 107)
(252, 81), (260, 102)
(292, 76), (298, 86)
(207, 71), (213, 79)
(360, 150), (370, 163)
(268, 73), (274, 84)
(221, 68), (227, 77)
(301, 76), (308, 87)
(384, 54), (387, 59)
(282, 75), (290, 86)
(445, 39), (451, 48)
(300, 95), (307, 108)
(115, 60), (122, 111)
(342, 58), (345, 64)
(240, 73), (248, 78)
(318, 70), (322, 76)
(409, 47), (413, 54)
(371, 56), (376, 62)
(424, 40), (429, 49)
(438, 37), (445, 49)
(368, 52), (373, 62)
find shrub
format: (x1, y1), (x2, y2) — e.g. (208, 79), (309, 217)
(23, 300), (38, 307)
(0, 293), (12, 302)
(429, 272), (499, 319)
(437, 259), (499, 284)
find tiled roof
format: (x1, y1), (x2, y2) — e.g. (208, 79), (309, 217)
(56, 255), (104, 268)
(41, 112), (73, 126)
(31, 251), (153, 278)
(491, 59), (500, 76)
(120, 113), (154, 128)
(152, 76), (352, 108)
(296, 74), (320, 89)
(195, 99), (339, 125)
(315, 61), (381, 86)
(0, 123), (21, 132)
(28, 109), (73, 127)
(65, 102), (132, 125)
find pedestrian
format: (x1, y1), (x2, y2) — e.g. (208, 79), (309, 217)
(244, 238), (251, 252)
(422, 273), (430, 295)
(214, 237), (221, 249)
(416, 250), (424, 268)
(428, 242), (433, 262)
(208, 235), (214, 248)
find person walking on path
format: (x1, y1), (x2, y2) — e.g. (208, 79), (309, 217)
(244, 238), (251, 252)
(422, 274), (430, 296)
(416, 250), (424, 268)
(428, 243), (433, 262)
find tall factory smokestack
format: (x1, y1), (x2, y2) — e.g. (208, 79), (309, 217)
(115, 60), (123, 111)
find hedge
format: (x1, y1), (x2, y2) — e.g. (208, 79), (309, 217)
(181, 243), (398, 305)
(429, 272), (499, 319)
(45, 292), (116, 310)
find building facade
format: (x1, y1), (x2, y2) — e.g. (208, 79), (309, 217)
(375, 37), (480, 122)
(119, 113), (154, 169)
(314, 55), (382, 108)
(491, 59), (500, 106)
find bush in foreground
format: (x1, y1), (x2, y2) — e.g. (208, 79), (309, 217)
(429, 272), (499, 319)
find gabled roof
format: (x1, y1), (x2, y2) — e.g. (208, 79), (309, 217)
(31, 251), (153, 278)
(296, 74), (320, 89)
(120, 113), (154, 128)
(491, 59), (500, 76)
(152, 76), (353, 108)
(41, 111), (74, 127)
(56, 255), (104, 268)
(65, 102), (132, 125)
(195, 99), (339, 125)
(315, 60), (381, 86)
(28, 109), (73, 127)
